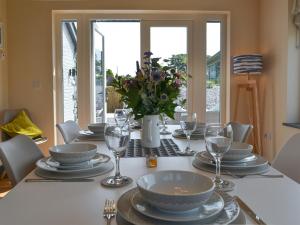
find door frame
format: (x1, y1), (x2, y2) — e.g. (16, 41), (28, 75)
(141, 20), (193, 113)
(52, 10), (230, 144)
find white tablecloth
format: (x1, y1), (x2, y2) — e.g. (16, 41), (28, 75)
(0, 126), (299, 225)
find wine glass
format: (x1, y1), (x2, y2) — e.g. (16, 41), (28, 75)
(101, 124), (132, 187)
(178, 112), (197, 156)
(114, 109), (129, 128)
(205, 123), (235, 191)
(160, 113), (171, 135)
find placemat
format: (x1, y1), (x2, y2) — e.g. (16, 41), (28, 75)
(123, 139), (182, 157)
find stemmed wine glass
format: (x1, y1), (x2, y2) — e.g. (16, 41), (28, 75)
(114, 109), (129, 128)
(101, 124), (132, 187)
(205, 123), (235, 191)
(178, 112), (197, 156)
(160, 113), (171, 135)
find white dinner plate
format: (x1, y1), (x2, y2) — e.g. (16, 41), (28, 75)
(117, 188), (241, 225)
(195, 152), (268, 170)
(130, 190), (224, 222)
(172, 132), (203, 140)
(35, 161), (114, 179)
(116, 210), (246, 225)
(174, 129), (205, 135)
(192, 159), (270, 176)
(36, 153), (111, 173)
(200, 151), (257, 164)
(45, 153), (110, 170)
(77, 130), (104, 141)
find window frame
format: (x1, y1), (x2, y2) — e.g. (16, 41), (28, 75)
(52, 10), (230, 143)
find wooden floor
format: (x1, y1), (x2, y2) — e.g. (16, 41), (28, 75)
(0, 177), (12, 198)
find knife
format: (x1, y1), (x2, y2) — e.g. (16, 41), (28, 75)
(25, 178), (94, 182)
(234, 196), (267, 225)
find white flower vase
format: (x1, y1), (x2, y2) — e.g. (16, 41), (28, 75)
(141, 115), (161, 148)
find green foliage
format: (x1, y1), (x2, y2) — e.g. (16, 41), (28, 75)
(206, 79), (220, 88)
(168, 54), (187, 73)
(106, 69), (115, 85)
(111, 52), (188, 120)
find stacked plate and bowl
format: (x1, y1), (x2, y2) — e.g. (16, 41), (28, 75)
(117, 170), (243, 225)
(35, 143), (113, 179)
(78, 123), (106, 141)
(193, 142), (270, 176)
(172, 123), (206, 140)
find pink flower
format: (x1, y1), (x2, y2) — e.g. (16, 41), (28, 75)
(175, 79), (182, 87)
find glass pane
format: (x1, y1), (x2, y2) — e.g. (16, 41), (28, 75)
(92, 24), (105, 122)
(93, 21), (140, 123)
(206, 22), (221, 123)
(62, 21), (78, 122)
(95, 21), (140, 76)
(150, 27), (188, 108)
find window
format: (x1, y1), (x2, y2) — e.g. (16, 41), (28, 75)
(61, 21), (78, 122)
(206, 22), (221, 123)
(53, 11), (229, 141)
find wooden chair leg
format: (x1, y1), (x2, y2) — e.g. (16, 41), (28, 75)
(234, 85), (241, 121)
(253, 84), (262, 155)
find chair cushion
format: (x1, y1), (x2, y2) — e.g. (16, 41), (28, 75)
(0, 110), (42, 138)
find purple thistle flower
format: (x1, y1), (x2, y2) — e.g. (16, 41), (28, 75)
(160, 93), (168, 101)
(144, 51), (153, 57)
(151, 71), (161, 82)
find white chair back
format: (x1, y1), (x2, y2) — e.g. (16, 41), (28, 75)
(228, 122), (253, 142)
(0, 135), (43, 186)
(272, 133), (300, 183)
(56, 120), (80, 144)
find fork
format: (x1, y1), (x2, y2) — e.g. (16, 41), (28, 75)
(103, 199), (117, 225)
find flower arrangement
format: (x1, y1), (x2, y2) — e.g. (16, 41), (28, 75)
(111, 52), (188, 120)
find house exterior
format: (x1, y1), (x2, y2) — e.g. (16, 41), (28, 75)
(207, 51), (220, 81)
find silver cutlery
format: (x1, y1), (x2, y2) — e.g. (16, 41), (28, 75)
(234, 196), (267, 225)
(25, 178), (94, 182)
(103, 199), (117, 225)
(224, 171), (284, 179)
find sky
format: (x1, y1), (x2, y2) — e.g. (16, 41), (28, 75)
(94, 21), (220, 76)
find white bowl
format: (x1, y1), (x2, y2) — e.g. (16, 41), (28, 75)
(88, 123), (106, 133)
(49, 143), (97, 164)
(136, 170), (215, 212)
(223, 142), (253, 161)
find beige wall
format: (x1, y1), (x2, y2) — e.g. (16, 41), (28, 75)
(7, 0), (260, 154)
(0, 0), (8, 114)
(259, 0), (300, 161)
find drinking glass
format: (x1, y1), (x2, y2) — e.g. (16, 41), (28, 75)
(205, 123), (235, 191)
(160, 113), (171, 135)
(101, 124), (132, 187)
(179, 112), (197, 155)
(114, 109), (129, 128)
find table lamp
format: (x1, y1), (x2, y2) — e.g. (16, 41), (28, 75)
(232, 54), (263, 155)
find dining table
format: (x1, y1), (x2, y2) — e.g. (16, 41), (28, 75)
(0, 125), (299, 225)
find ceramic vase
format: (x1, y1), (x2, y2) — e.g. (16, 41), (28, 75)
(141, 115), (161, 148)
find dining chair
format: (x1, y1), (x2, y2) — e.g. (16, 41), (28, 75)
(0, 135), (44, 187)
(228, 122), (253, 142)
(56, 120), (81, 144)
(272, 133), (300, 183)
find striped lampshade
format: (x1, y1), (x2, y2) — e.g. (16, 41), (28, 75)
(232, 54), (263, 74)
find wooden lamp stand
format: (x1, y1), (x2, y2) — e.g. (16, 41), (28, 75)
(233, 76), (262, 155)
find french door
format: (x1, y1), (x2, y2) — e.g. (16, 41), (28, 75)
(53, 11), (229, 143)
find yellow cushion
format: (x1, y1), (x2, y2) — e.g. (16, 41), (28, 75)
(1, 110), (42, 138)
